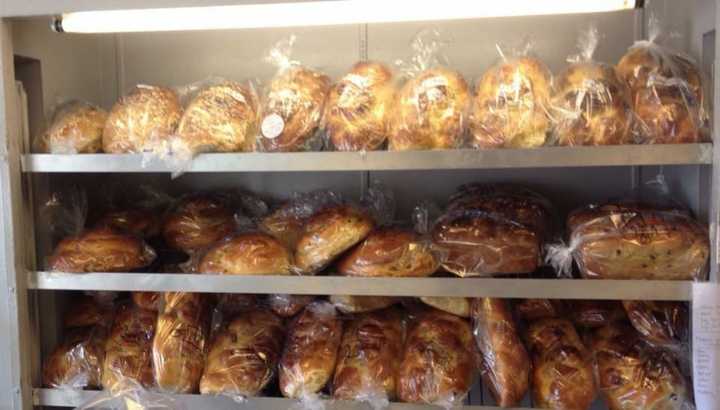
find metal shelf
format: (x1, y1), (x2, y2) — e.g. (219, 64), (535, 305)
(28, 272), (693, 301)
(21, 144), (712, 173)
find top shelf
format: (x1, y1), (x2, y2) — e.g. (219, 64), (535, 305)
(22, 144), (713, 173)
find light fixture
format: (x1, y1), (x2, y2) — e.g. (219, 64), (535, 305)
(53, 0), (642, 34)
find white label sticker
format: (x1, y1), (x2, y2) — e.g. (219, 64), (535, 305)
(693, 282), (720, 410)
(261, 113), (285, 139)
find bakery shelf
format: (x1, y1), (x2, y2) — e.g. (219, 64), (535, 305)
(28, 272), (693, 301)
(21, 144), (713, 173)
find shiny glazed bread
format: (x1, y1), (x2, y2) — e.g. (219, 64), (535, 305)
(419, 297), (471, 318)
(103, 85), (182, 153)
(162, 195), (236, 254)
(102, 306), (157, 390)
(325, 61), (395, 151)
(43, 327), (107, 389)
(515, 299), (567, 321)
(48, 227), (156, 273)
(567, 203), (709, 280)
(96, 209), (161, 238)
(259, 206), (306, 250)
(332, 308), (404, 401)
(622, 301), (688, 348)
(472, 298), (529, 407)
(279, 301), (343, 398)
(267, 294), (316, 318)
(329, 295), (399, 314)
(200, 310), (285, 396)
(470, 57), (551, 149)
(570, 300), (626, 328)
(390, 67), (469, 150)
(337, 228), (438, 277)
(198, 232), (292, 275)
(37, 102), (107, 154)
(397, 309), (476, 405)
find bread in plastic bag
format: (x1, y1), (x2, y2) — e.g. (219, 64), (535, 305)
(329, 295), (400, 314)
(102, 305), (157, 391)
(332, 308), (404, 403)
(161, 194), (237, 254)
(198, 232), (292, 275)
(570, 300), (626, 328)
(153, 293), (211, 393)
(390, 30), (469, 150)
(397, 308), (476, 407)
(73, 379), (188, 410)
(268, 294), (316, 318)
(472, 298), (529, 407)
(103, 85), (182, 153)
(515, 299), (567, 321)
(590, 322), (692, 410)
(257, 36), (330, 152)
(622, 301), (688, 350)
(337, 227), (438, 277)
(35, 100), (108, 154)
(279, 301), (343, 399)
(419, 297), (471, 318)
(63, 295), (114, 328)
(525, 318), (596, 409)
(95, 209), (162, 239)
(469, 41), (552, 149)
(551, 26), (632, 146)
(617, 17), (708, 144)
(200, 309), (285, 396)
(132, 292), (161, 311)
(325, 61), (396, 151)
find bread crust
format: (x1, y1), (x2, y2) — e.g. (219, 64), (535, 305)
(198, 232), (292, 275)
(162, 195), (236, 253)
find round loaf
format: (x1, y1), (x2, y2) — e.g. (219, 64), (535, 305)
(325, 61), (395, 151)
(419, 297), (471, 317)
(622, 300), (687, 348)
(162, 195), (236, 254)
(43, 327), (106, 389)
(102, 306), (157, 390)
(96, 209), (161, 238)
(198, 232), (292, 275)
(390, 67), (469, 150)
(329, 295), (399, 314)
(37, 102), (107, 154)
(177, 82), (258, 153)
(469, 57), (551, 148)
(268, 294), (316, 318)
(103, 85), (182, 153)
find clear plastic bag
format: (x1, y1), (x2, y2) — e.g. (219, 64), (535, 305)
(324, 61), (396, 151)
(469, 40), (552, 149)
(622, 301), (688, 350)
(267, 294), (316, 318)
(329, 295), (400, 314)
(34, 100), (107, 154)
(74, 379), (188, 410)
(390, 29), (470, 151)
(550, 26), (632, 146)
(197, 232), (293, 275)
(569, 300), (626, 328)
(419, 297), (471, 318)
(40, 185), (88, 242)
(472, 298), (529, 407)
(515, 299), (567, 321)
(257, 36), (331, 152)
(617, 16), (708, 144)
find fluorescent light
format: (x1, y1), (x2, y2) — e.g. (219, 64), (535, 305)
(55, 0), (639, 34)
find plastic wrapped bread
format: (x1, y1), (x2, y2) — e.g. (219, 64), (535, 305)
(63, 295), (114, 328)
(267, 294), (316, 318)
(102, 305), (157, 390)
(161, 194), (236, 254)
(198, 232), (292, 275)
(96, 209), (162, 239)
(570, 300), (626, 328)
(419, 297), (471, 318)
(329, 295), (399, 314)
(35, 101), (107, 154)
(132, 292), (161, 311)
(279, 301), (343, 398)
(515, 299), (566, 321)
(622, 301), (688, 349)
(472, 298), (529, 407)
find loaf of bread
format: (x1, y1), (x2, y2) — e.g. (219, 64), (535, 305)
(198, 232), (292, 275)
(268, 294), (315, 318)
(177, 82), (258, 153)
(162, 194), (236, 254)
(103, 85), (182, 153)
(570, 300), (626, 328)
(36, 101), (107, 154)
(215, 294), (258, 316)
(419, 297), (471, 317)
(398, 309), (476, 405)
(279, 301), (343, 398)
(325, 61), (395, 151)
(295, 205), (374, 274)
(591, 322), (691, 410)
(43, 327), (107, 389)
(390, 67), (469, 150)
(330, 295), (399, 314)
(525, 318), (596, 410)
(567, 203), (709, 280)
(258, 67), (330, 152)
(472, 298), (529, 407)
(102, 306), (157, 390)
(48, 227), (156, 273)
(552, 62), (632, 146)
(515, 299), (566, 321)
(96, 209), (161, 238)
(333, 308), (404, 401)
(260, 192), (342, 250)
(200, 310), (285, 396)
(63, 295), (112, 328)
(132, 292), (161, 311)
(470, 57), (551, 149)
(622, 301), (687, 348)
(153, 293), (210, 393)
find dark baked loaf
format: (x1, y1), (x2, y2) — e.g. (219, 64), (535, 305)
(63, 295), (113, 328)
(267, 294), (315, 318)
(622, 301), (688, 348)
(162, 195), (236, 254)
(132, 292), (161, 311)
(570, 300), (626, 328)
(102, 305), (157, 390)
(515, 299), (567, 321)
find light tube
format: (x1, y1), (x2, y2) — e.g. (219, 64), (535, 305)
(55, 0), (640, 34)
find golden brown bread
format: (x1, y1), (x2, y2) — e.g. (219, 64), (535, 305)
(176, 82), (258, 153)
(259, 206), (306, 250)
(63, 296), (112, 328)
(132, 292), (161, 311)
(200, 310), (285, 396)
(153, 292), (210, 393)
(325, 61), (395, 151)
(470, 57), (551, 148)
(198, 232), (292, 275)
(515, 299), (567, 321)
(390, 67), (469, 150)
(332, 308), (404, 401)
(570, 301), (626, 328)
(330, 295), (399, 314)
(295, 205), (374, 274)
(102, 306), (157, 390)
(96, 209), (161, 238)
(162, 195), (236, 254)
(337, 228), (438, 277)
(43, 327), (107, 389)
(48, 227), (156, 273)
(567, 203), (709, 280)
(103, 85), (182, 153)
(552, 62), (632, 146)
(472, 298), (529, 407)
(258, 67), (330, 152)
(279, 301), (343, 398)
(622, 301), (687, 348)
(419, 297), (471, 318)
(37, 102), (107, 154)
(268, 294), (315, 318)
(397, 309), (476, 405)
(525, 318), (596, 410)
